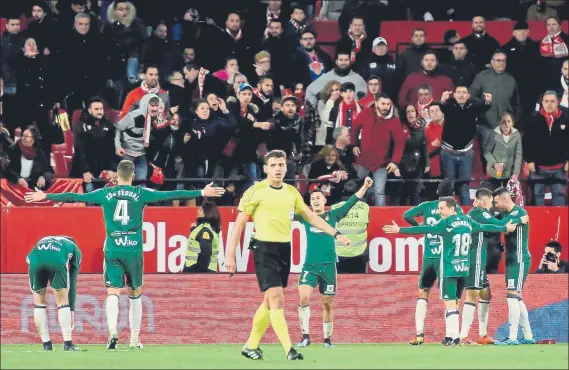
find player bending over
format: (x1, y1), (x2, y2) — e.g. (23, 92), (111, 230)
(493, 187), (536, 345)
(26, 160), (225, 349)
(460, 188), (528, 345)
(27, 236), (81, 351)
(384, 197), (516, 346)
(297, 177), (373, 348)
(402, 179), (463, 345)
(225, 150), (351, 361)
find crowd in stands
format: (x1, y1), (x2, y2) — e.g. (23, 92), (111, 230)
(0, 0), (568, 207)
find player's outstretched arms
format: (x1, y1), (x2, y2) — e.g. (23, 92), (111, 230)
(300, 207), (351, 246)
(383, 220), (441, 234)
(403, 205), (423, 226)
(226, 212), (248, 275)
(141, 182), (225, 203)
(471, 218), (513, 233)
(25, 188), (104, 204)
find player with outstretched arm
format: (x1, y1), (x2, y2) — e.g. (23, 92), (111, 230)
(297, 177), (373, 348)
(25, 160), (225, 350)
(27, 236), (82, 351)
(225, 150), (351, 361)
(384, 196), (517, 346)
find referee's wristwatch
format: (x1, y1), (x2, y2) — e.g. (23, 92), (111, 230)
(333, 231), (342, 240)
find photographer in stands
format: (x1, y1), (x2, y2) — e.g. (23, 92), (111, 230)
(536, 241), (568, 274)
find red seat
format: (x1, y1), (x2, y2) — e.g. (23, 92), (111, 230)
(71, 109), (83, 129)
(52, 152), (70, 177)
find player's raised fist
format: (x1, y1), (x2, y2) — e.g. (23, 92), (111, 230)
(364, 177), (373, 188)
(24, 188), (46, 203)
(203, 182), (225, 197)
(382, 220), (400, 234)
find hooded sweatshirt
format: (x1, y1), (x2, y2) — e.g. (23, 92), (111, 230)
(306, 67), (367, 107)
(115, 94), (160, 157)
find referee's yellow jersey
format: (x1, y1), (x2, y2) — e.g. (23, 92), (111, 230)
(238, 180), (307, 243)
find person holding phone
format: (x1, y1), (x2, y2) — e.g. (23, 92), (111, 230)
(536, 241), (568, 273)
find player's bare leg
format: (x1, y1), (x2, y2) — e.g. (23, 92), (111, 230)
(128, 287), (143, 348)
(410, 289), (429, 345)
(459, 289), (479, 345)
(496, 290), (522, 345)
(105, 287), (121, 349)
(266, 287), (303, 360)
(322, 296), (334, 347)
(443, 300), (460, 346)
(32, 289), (52, 351)
(477, 287), (494, 344)
(297, 285), (313, 347)
(53, 288), (79, 351)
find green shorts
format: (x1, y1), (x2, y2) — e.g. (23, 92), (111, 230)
(103, 251), (144, 290)
(28, 262), (68, 292)
(439, 276), (465, 301)
(505, 258), (531, 292)
(299, 263), (337, 296)
(465, 260), (489, 290)
(419, 259), (440, 289)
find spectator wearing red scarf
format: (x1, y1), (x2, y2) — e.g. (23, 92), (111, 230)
(358, 76), (382, 108)
(524, 91), (569, 206)
(540, 16), (569, 92)
(328, 82), (362, 143)
(336, 16), (371, 72)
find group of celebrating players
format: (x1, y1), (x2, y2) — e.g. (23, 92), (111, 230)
(24, 149), (535, 359)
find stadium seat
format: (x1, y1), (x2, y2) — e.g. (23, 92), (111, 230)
(52, 152), (70, 177)
(71, 109), (83, 129)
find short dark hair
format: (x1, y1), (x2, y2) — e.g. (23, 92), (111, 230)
(413, 28), (426, 36)
(351, 16), (365, 24)
(437, 179), (455, 197)
(439, 196), (457, 209)
(493, 187), (510, 198)
(300, 28), (317, 38)
(113, 1), (127, 9)
(310, 188), (326, 197)
(87, 96), (104, 108)
(143, 64), (158, 74)
(546, 16), (561, 25)
(193, 98), (208, 110)
(376, 92), (391, 101)
(148, 96), (161, 106)
(455, 85), (469, 92)
(184, 63), (199, 72)
(422, 50), (438, 60)
(7, 16), (20, 22)
(225, 56), (237, 66)
(258, 76), (273, 85)
(200, 201), (221, 233)
(268, 19), (283, 27)
(340, 82), (356, 92)
(476, 188), (493, 200)
(264, 149), (287, 164)
(417, 84), (432, 92)
(227, 11), (240, 20)
(429, 102), (442, 110)
(546, 241), (563, 254)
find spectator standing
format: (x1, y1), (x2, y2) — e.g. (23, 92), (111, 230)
(415, 84), (434, 121)
(58, 0), (100, 40)
(259, 0), (288, 40)
(396, 105), (429, 206)
(360, 37), (398, 100)
(524, 91), (568, 206)
(350, 94), (405, 206)
(439, 41), (479, 88)
(424, 103), (445, 198)
(470, 51), (521, 151)
(0, 17), (24, 135)
(328, 82), (363, 140)
(539, 16), (569, 92)
(261, 19), (288, 91)
(306, 50), (367, 107)
(289, 28), (333, 89)
(284, 6), (308, 56)
(333, 126), (355, 177)
(102, 0), (147, 108)
(60, 13), (106, 113)
(461, 16), (500, 71)
(440, 87), (493, 205)
(253, 76), (276, 122)
(559, 60), (568, 109)
(438, 30), (461, 65)
(121, 64), (170, 117)
(70, 97), (118, 192)
(183, 63), (225, 102)
(164, 71), (186, 116)
(25, 2), (59, 56)
(143, 22), (179, 86)
(250, 51), (283, 92)
(397, 28), (430, 77)
(398, 51), (454, 109)
(358, 76), (382, 108)
(503, 21), (541, 125)
(211, 57), (240, 96)
(5, 126), (53, 190)
(315, 80), (341, 147)
(536, 241), (568, 273)
(483, 112), (523, 190)
(336, 16), (371, 72)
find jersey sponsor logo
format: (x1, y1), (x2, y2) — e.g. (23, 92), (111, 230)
(114, 236), (139, 247)
(430, 245), (442, 255)
(483, 212), (491, 219)
(453, 262), (468, 272)
(37, 243), (60, 252)
(507, 278), (515, 289)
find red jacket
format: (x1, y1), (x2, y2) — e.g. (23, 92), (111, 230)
(350, 106), (405, 172)
(424, 120), (444, 177)
(398, 71), (454, 108)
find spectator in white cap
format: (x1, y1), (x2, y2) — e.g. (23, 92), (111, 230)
(359, 37), (399, 100)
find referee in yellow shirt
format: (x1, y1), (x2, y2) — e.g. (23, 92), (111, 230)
(226, 150), (351, 361)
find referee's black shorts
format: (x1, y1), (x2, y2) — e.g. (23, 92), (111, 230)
(251, 240), (291, 292)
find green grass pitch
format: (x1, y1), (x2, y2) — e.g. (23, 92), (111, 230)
(1, 344), (568, 369)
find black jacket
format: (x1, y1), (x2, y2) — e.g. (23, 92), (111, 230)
(439, 57), (479, 88)
(536, 260), (569, 274)
(523, 111), (569, 167)
(539, 32), (569, 92)
(70, 113), (118, 177)
(289, 47), (334, 89)
(440, 98), (491, 151)
(225, 99), (262, 163)
(336, 35), (372, 72)
(359, 53), (399, 99)
(461, 32), (500, 71)
(23, 15), (59, 55)
(143, 35), (180, 85)
(267, 112), (305, 157)
(261, 35), (289, 88)
(0, 31), (25, 89)
(397, 43), (431, 76)
(199, 26), (255, 72)
(102, 16), (147, 80)
(12, 54), (61, 110)
(400, 123), (429, 175)
(5, 143), (54, 187)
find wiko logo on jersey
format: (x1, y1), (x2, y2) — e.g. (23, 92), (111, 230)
(114, 236), (138, 247)
(37, 243), (60, 251)
(430, 245), (442, 255)
(454, 262), (468, 272)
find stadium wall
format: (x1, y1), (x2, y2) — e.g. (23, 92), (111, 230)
(1, 207), (567, 274)
(1, 274), (567, 344)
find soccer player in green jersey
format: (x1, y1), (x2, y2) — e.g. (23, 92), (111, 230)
(27, 236), (81, 351)
(460, 188), (528, 345)
(492, 187), (536, 345)
(402, 179), (463, 345)
(297, 177), (373, 348)
(384, 196), (517, 346)
(25, 160), (225, 349)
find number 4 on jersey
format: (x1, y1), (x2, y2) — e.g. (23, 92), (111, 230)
(113, 200), (130, 225)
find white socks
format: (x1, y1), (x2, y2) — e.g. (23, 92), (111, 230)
(57, 305), (73, 341)
(518, 299), (533, 340)
(478, 300), (490, 337)
(415, 299), (428, 335)
(459, 302), (476, 339)
(34, 305), (51, 343)
(298, 305), (310, 335)
(323, 322), (333, 339)
(129, 295), (143, 344)
(507, 297), (521, 340)
(106, 295), (119, 336)
(445, 310), (459, 340)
